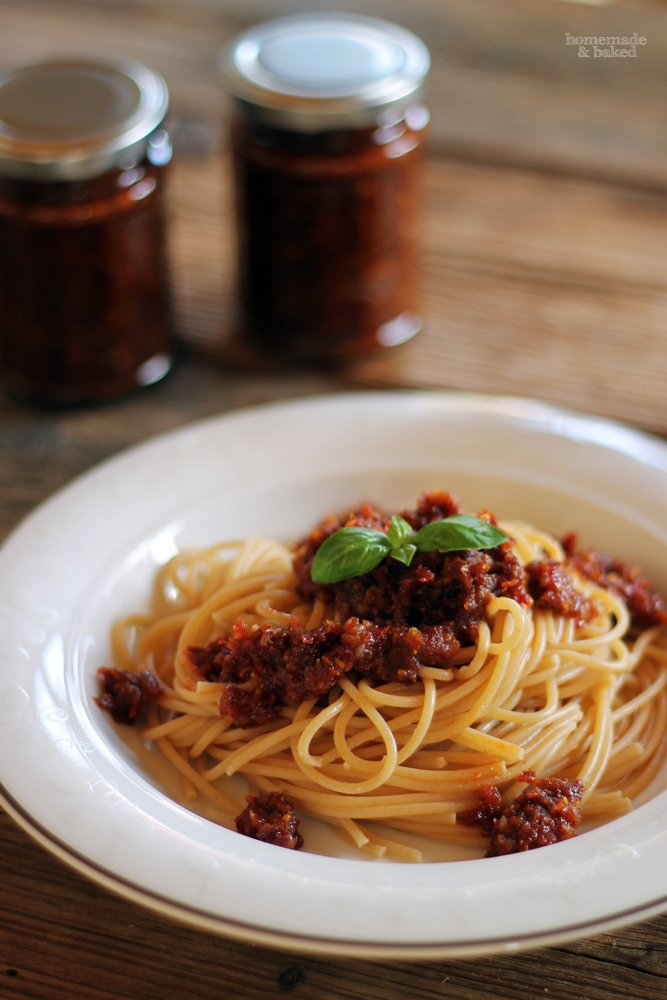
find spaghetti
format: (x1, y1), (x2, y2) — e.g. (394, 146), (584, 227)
(98, 492), (667, 862)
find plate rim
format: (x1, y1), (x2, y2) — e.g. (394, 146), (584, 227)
(4, 783), (667, 958)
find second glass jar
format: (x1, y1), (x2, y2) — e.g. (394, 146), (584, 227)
(223, 15), (431, 364)
(232, 111), (427, 363)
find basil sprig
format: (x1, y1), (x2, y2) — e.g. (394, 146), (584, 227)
(311, 514), (508, 584)
(387, 515), (418, 567)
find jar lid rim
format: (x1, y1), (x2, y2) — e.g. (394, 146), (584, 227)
(221, 14), (429, 130)
(0, 58), (169, 179)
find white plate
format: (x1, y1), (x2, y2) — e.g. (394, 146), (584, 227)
(3, 391), (667, 958)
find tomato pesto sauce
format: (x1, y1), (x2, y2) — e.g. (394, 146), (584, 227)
(464, 772), (584, 857)
(189, 493), (526, 727)
(96, 490), (667, 855)
(185, 491), (666, 731)
(94, 668), (161, 724)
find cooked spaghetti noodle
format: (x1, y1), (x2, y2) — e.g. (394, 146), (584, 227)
(104, 504), (667, 863)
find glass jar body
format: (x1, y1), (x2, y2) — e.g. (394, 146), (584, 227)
(231, 113), (425, 363)
(0, 160), (172, 404)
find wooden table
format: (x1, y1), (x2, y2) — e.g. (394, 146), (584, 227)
(2, 1), (667, 997)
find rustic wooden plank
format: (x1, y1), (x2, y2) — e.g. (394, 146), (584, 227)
(350, 159), (667, 433)
(2, 0), (667, 184)
(352, 266), (667, 431)
(168, 156), (234, 351)
(558, 925), (667, 978)
(417, 160), (667, 293)
(0, 356), (342, 542)
(165, 152), (667, 434)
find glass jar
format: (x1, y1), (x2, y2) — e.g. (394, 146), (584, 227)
(222, 15), (430, 363)
(0, 59), (173, 404)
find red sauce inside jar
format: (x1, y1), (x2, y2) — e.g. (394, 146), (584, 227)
(0, 161), (171, 403)
(232, 117), (424, 362)
(0, 59), (172, 404)
(223, 14), (431, 364)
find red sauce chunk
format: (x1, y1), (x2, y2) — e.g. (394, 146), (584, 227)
(235, 792), (304, 850)
(293, 491), (530, 639)
(464, 783), (502, 834)
(189, 617), (437, 728)
(564, 538), (667, 630)
(94, 667), (162, 725)
(525, 560), (597, 625)
(465, 772), (583, 857)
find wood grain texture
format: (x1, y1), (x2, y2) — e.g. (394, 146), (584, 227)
(168, 157), (235, 351)
(167, 153), (667, 434)
(2, 0), (667, 184)
(0, 357), (343, 542)
(351, 159), (667, 433)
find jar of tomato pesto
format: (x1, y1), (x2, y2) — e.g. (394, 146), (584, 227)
(221, 15), (430, 363)
(0, 59), (173, 404)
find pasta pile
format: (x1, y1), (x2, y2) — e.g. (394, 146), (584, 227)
(109, 520), (667, 862)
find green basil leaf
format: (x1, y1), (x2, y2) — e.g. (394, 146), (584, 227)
(311, 528), (391, 584)
(416, 515), (508, 554)
(390, 542), (418, 567)
(387, 515), (415, 551)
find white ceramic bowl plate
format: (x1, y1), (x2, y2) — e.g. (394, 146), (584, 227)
(1, 392), (667, 957)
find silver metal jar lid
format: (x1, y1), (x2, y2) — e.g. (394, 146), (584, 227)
(221, 14), (430, 133)
(0, 58), (169, 181)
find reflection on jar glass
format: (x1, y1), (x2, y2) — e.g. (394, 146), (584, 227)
(222, 14), (430, 363)
(0, 59), (173, 404)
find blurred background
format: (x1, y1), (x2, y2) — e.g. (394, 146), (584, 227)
(2, 0), (667, 429)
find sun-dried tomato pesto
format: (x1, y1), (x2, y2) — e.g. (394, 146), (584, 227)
(224, 15), (430, 362)
(188, 492), (634, 729)
(0, 60), (172, 404)
(189, 616), (441, 728)
(95, 667), (162, 725)
(235, 792), (304, 850)
(525, 559), (597, 625)
(188, 492), (534, 727)
(561, 535), (667, 630)
(232, 118), (425, 362)
(464, 783), (503, 835)
(465, 771), (583, 857)
(293, 492), (531, 633)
